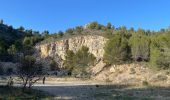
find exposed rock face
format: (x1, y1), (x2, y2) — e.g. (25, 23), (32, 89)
(35, 35), (107, 68)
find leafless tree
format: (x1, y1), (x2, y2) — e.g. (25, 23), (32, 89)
(17, 55), (43, 89)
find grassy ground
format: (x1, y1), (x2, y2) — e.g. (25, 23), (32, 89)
(0, 86), (53, 100)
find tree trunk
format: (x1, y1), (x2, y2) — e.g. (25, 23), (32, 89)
(22, 78), (28, 91)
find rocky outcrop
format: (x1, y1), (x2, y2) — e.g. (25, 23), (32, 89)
(35, 35), (107, 68)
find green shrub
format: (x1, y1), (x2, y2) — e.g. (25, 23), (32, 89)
(104, 34), (130, 65)
(165, 71), (170, 75)
(64, 46), (96, 76)
(129, 30), (150, 62)
(150, 32), (170, 69)
(142, 80), (149, 86)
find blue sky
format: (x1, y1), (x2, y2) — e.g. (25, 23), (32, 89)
(0, 0), (170, 33)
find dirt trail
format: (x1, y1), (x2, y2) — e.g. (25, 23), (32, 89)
(33, 81), (170, 100)
(33, 81), (111, 100)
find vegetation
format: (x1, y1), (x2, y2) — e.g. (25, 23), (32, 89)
(129, 29), (150, 62)
(104, 34), (130, 65)
(17, 55), (43, 89)
(0, 21), (43, 61)
(64, 46), (96, 76)
(50, 60), (58, 71)
(0, 86), (52, 100)
(142, 80), (149, 86)
(150, 32), (170, 69)
(1, 19), (170, 73)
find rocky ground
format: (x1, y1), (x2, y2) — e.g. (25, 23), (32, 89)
(89, 61), (170, 87)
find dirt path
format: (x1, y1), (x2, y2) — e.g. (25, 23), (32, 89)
(1, 77), (170, 100)
(33, 81), (110, 100)
(33, 81), (170, 100)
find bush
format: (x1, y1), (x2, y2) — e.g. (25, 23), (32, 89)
(150, 32), (170, 69)
(165, 71), (169, 75)
(129, 30), (150, 62)
(66, 28), (74, 35)
(86, 22), (102, 30)
(142, 80), (149, 86)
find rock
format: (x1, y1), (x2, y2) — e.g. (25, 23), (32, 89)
(90, 60), (106, 75)
(35, 35), (107, 68)
(110, 66), (116, 73)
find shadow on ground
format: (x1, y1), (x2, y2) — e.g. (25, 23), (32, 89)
(34, 84), (170, 100)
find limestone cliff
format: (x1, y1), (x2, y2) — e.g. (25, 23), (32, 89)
(35, 35), (107, 68)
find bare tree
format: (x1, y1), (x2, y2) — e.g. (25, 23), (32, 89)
(17, 55), (43, 89)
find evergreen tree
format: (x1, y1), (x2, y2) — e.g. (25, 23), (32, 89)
(104, 34), (130, 65)
(129, 30), (150, 62)
(150, 32), (170, 69)
(106, 22), (112, 29)
(7, 44), (17, 55)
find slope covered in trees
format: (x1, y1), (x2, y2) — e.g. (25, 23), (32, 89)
(0, 20), (43, 61)
(0, 20), (170, 70)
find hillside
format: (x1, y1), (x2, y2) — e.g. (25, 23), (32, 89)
(0, 22), (43, 61)
(0, 21), (170, 84)
(34, 35), (170, 85)
(0, 23), (25, 61)
(0, 24), (24, 43)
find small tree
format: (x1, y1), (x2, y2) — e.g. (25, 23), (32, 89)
(58, 31), (64, 38)
(75, 26), (83, 33)
(66, 28), (74, 35)
(64, 50), (76, 72)
(43, 30), (50, 39)
(129, 30), (150, 62)
(7, 44), (17, 55)
(75, 46), (96, 67)
(87, 22), (102, 30)
(150, 32), (170, 69)
(64, 46), (96, 76)
(17, 56), (43, 89)
(18, 26), (25, 32)
(23, 37), (33, 46)
(104, 34), (130, 65)
(106, 22), (112, 29)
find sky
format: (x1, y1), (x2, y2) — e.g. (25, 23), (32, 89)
(0, 0), (170, 33)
